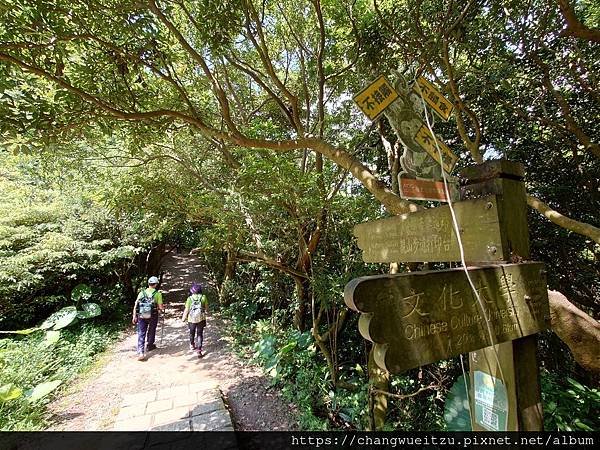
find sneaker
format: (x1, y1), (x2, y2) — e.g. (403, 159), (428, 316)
(189, 344), (196, 351)
(197, 348), (203, 358)
(146, 344), (157, 351)
(137, 353), (146, 361)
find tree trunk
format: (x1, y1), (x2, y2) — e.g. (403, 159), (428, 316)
(146, 242), (166, 276)
(219, 246), (237, 305)
(549, 290), (600, 373)
(314, 335), (337, 386)
(293, 278), (309, 332)
(121, 266), (136, 306)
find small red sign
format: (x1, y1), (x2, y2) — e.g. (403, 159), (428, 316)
(399, 177), (453, 202)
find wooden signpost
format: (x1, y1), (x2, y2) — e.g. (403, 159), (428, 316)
(345, 262), (549, 374)
(354, 194), (504, 263)
(461, 160), (543, 432)
(345, 159), (547, 431)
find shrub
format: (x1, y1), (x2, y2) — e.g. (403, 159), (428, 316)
(0, 322), (121, 430)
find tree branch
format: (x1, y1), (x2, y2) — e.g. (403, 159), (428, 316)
(224, 54), (296, 127)
(371, 384), (437, 400)
(312, 0), (326, 139)
(235, 250), (309, 279)
(527, 195), (600, 245)
(531, 52), (599, 158)
(149, 0), (241, 135)
(242, 0), (304, 134)
(1, 52), (186, 123)
(1, 53), (417, 217)
(557, 0), (600, 42)
(441, 38), (483, 163)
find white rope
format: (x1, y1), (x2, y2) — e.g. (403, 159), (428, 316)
(413, 81), (506, 397)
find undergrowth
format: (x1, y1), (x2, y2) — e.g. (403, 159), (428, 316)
(222, 310), (371, 430)
(211, 261), (599, 432)
(222, 307), (600, 431)
(0, 321), (122, 430)
(541, 370), (600, 431)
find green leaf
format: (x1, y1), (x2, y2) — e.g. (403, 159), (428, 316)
(444, 374), (472, 431)
(71, 283), (92, 303)
(76, 302), (101, 319)
(40, 306), (77, 330)
(42, 330), (61, 347)
(0, 384), (23, 402)
(0, 327), (39, 335)
(40, 317), (55, 330)
(278, 341), (296, 354)
(338, 411), (351, 423)
(50, 306), (78, 330)
(574, 419), (593, 431)
(25, 380), (62, 403)
(566, 377), (586, 392)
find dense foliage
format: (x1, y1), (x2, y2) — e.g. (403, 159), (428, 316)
(0, 322), (121, 430)
(0, 0), (598, 432)
(0, 151), (161, 429)
(0, 151), (161, 329)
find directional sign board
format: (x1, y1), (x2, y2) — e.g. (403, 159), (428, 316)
(344, 262), (550, 374)
(398, 176), (459, 202)
(354, 194), (504, 263)
(412, 76), (454, 121)
(353, 75), (399, 121)
(414, 124), (459, 173)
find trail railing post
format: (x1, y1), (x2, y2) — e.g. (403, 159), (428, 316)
(460, 159), (545, 431)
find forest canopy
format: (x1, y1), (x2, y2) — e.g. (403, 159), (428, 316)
(0, 0), (598, 431)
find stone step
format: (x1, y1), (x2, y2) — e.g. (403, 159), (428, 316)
(113, 384), (233, 432)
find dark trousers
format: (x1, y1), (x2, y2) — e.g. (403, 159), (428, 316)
(188, 320), (206, 349)
(137, 312), (159, 354)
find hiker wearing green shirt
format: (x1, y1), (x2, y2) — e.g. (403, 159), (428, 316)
(182, 282), (208, 357)
(132, 276), (164, 361)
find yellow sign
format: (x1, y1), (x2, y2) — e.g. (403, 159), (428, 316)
(353, 75), (399, 121)
(414, 124), (458, 173)
(413, 76), (454, 121)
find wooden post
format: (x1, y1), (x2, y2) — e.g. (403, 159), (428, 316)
(368, 347), (389, 431)
(461, 159), (544, 431)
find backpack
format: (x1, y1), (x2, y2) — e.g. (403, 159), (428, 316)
(138, 289), (158, 319)
(188, 294), (206, 323)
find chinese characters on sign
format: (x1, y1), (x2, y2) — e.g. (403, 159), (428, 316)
(414, 125), (459, 173)
(353, 75), (399, 121)
(353, 194), (504, 263)
(399, 176), (458, 202)
(344, 263), (550, 374)
(412, 76), (454, 121)
(353, 73), (459, 200)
